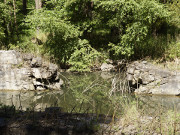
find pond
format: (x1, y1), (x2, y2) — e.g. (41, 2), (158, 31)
(0, 72), (179, 114)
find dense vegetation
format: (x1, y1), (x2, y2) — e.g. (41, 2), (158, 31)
(0, 0), (179, 71)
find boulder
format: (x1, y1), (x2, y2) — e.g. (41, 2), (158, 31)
(0, 50), (63, 91)
(0, 68), (34, 90)
(31, 57), (42, 67)
(23, 53), (33, 61)
(127, 61), (180, 96)
(101, 63), (115, 72)
(32, 68), (56, 79)
(0, 50), (22, 65)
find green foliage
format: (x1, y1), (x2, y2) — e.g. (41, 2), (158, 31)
(0, 2), (12, 47)
(134, 35), (168, 59)
(0, 0), (179, 71)
(165, 42), (180, 60)
(25, 9), (80, 61)
(0, 3), (6, 38)
(68, 40), (101, 72)
(24, 9), (103, 71)
(166, 0), (180, 27)
(98, 0), (170, 57)
(60, 0), (174, 60)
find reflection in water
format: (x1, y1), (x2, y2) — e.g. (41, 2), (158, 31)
(136, 95), (180, 113)
(0, 91), (61, 111)
(0, 91), (34, 110)
(0, 90), (65, 111)
(0, 72), (180, 114)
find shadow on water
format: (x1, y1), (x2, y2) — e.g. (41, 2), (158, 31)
(0, 106), (114, 135)
(0, 72), (180, 134)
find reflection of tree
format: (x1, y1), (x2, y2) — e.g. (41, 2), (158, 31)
(0, 72), (129, 114)
(136, 95), (180, 114)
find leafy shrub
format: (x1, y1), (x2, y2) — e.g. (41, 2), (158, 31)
(165, 41), (180, 60)
(68, 39), (101, 72)
(24, 9), (102, 71)
(15, 0), (178, 71)
(99, 0), (170, 57)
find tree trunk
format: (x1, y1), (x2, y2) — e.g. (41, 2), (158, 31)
(13, 0), (18, 34)
(35, 0), (42, 37)
(35, 0), (42, 9)
(23, 0), (27, 15)
(3, 0), (8, 46)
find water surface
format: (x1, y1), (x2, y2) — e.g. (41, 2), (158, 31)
(0, 72), (180, 114)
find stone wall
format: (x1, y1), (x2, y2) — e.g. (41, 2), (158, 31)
(0, 50), (63, 91)
(126, 61), (180, 96)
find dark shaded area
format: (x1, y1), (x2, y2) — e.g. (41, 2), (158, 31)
(0, 106), (114, 135)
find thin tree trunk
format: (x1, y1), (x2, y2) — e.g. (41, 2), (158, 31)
(13, 0), (18, 34)
(3, 19), (9, 46)
(23, 0), (27, 15)
(3, 0), (9, 47)
(34, 0), (42, 39)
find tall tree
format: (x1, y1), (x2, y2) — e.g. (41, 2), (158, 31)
(35, 0), (42, 9)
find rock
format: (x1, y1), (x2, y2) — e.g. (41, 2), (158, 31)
(0, 50), (63, 91)
(141, 72), (154, 84)
(48, 80), (63, 90)
(32, 68), (57, 80)
(126, 74), (133, 81)
(126, 66), (135, 74)
(135, 85), (151, 94)
(36, 86), (46, 91)
(23, 53), (33, 61)
(32, 68), (42, 78)
(0, 50), (22, 65)
(156, 70), (173, 78)
(105, 59), (113, 64)
(150, 78), (180, 95)
(127, 61), (180, 96)
(133, 70), (140, 80)
(33, 80), (45, 90)
(0, 68), (34, 90)
(48, 63), (58, 73)
(31, 57), (42, 67)
(55, 71), (60, 81)
(99, 59), (126, 72)
(59, 79), (64, 86)
(101, 63), (115, 72)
